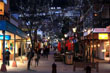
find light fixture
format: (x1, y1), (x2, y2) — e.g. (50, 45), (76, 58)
(94, 13), (98, 16)
(102, 49), (106, 52)
(64, 34), (68, 38)
(27, 34), (29, 36)
(72, 27), (77, 32)
(56, 39), (58, 42)
(88, 29), (91, 34)
(83, 29), (87, 32)
(61, 38), (64, 41)
(48, 37), (50, 39)
(98, 44), (100, 47)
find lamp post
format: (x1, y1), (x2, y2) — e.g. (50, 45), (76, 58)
(64, 34), (68, 52)
(48, 37), (50, 40)
(72, 27), (77, 33)
(72, 27), (77, 60)
(64, 34), (68, 38)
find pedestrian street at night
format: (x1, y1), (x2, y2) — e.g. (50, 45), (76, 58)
(0, 0), (110, 73)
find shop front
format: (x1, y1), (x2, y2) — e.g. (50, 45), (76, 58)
(84, 28), (110, 61)
(0, 20), (27, 60)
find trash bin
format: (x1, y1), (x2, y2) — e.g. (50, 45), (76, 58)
(65, 52), (73, 64)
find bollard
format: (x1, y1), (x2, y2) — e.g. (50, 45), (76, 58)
(73, 62), (76, 72)
(85, 65), (91, 73)
(96, 62), (99, 72)
(52, 63), (57, 73)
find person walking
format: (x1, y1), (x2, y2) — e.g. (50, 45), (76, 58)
(5, 48), (11, 66)
(35, 54), (40, 67)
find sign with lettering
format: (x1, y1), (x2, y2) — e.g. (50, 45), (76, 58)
(0, 2), (4, 15)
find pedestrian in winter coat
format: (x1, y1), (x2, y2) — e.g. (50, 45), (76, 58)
(5, 48), (11, 66)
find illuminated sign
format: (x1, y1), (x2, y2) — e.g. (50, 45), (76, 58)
(98, 33), (108, 40)
(0, 2), (4, 15)
(0, 35), (11, 40)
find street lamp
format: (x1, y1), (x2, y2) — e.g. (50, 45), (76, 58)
(94, 13), (98, 17)
(72, 27), (77, 59)
(62, 38), (64, 41)
(64, 34), (68, 38)
(48, 37), (50, 40)
(27, 33), (29, 36)
(72, 27), (77, 33)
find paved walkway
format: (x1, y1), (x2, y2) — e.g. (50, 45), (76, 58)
(0, 54), (110, 73)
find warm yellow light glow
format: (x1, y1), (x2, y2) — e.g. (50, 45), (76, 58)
(0, 41), (1, 49)
(94, 45), (96, 48)
(88, 29), (91, 34)
(56, 39), (58, 42)
(94, 13), (98, 16)
(91, 45), (93, 48)
(0, 2), (4, 15)
(98, 44), (100, 47)
(72, 27), (77, 32)
(98, 33), (108, 40)
(48, 37), (50, 39)
(102, 49), (106, 52)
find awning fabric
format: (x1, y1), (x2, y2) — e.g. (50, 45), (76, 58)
(0, 20), (27, 38)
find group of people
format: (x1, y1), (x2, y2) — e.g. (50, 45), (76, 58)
(40, 46), (50, 58)
(27, 45), (50, 67)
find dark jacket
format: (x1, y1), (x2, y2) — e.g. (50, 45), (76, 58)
(5, 51), (10, 60)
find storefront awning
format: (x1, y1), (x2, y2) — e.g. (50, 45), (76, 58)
(83, 28), (110, 36)
(0, 20), (27, 38)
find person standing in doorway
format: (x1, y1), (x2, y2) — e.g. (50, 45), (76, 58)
(5, 48), (11, 66)
(18, 48), (21, 56)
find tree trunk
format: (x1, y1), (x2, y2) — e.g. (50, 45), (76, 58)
(27, 29), (37, 70)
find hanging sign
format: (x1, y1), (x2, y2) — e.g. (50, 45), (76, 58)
(0, 2), (4, 15)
